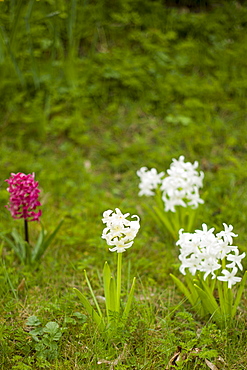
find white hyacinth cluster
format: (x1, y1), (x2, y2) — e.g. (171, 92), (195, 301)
(136, 167), (165, 196)
(137, 156), (204, 212)
(102, 208), (140, 253)
(161, 156), (204, 212)
(177, 223), (246, 288)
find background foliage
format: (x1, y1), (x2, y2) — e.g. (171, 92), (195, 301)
(1, 0), (247, 369)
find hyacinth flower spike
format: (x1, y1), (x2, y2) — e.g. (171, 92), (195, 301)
(3, 172), (63, 265)
(5, 172), (42, 242)
(171, 223), (247, 328)
(74, 208), (140, 332)
(137, 156), (204, 240)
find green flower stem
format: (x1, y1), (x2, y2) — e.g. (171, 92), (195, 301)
(217, 279), (224, 313)
(221, 258), (230, 316)
(153, 188), (198, 240)
(116, 252), (122, 312)
(227, 287), (233, 318)
(154, 188), (163, 208)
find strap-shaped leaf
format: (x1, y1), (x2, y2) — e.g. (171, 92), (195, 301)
(194, 284), (226, 326)
(32, 220), (63, 263)
(123, 277), (136, 322)
(73, 288), (104, 330)
(170, 274), (196, 307)
(11, 229), (27, 263)
(185, 207), (197, 232)
(199, 277), (232, 319)
(153, 206), (176, 236)
(109, 276), (117, 313)
(31, 227), (45, 262)
(186, 275), (200, 306)
(103, 261), (111, 317)
(84, 270), (102, 318)
(231, 270), (247, 318)
(1, 232), (24, 263)
(194, 284), (219, 316)
(1, 259), (18, 299)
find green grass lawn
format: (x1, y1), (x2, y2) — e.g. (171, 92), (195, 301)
(1, 1), (247, 369)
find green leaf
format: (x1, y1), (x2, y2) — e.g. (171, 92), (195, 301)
(123, 277), (136, 322)
(43, 322), (62, 341)
(84, 270), (102, 318)
(108, 276), (117, 313)
(152, 205), (177, 239)
(186, 275), (200, 307)
(72, 312), (87, 323)
(185, 207), (197, 232)
(1, 229), (32, 265)
(1, 233), (21, 258)
(170, 273), (197, 307)
(198, 277), (229, 319)
(231, 270), (247, 318)
(31, 220), (63, 263)
(7, 229), (27, 263)
(29, 327), (44, 341)
(26, 315), (42, 327)
(31, 228), (45, 262)
(216, 280), (232, 321)
(73, 288), (104, 331)
(103, 261), (111, 314)
(194, 284), (220, 321)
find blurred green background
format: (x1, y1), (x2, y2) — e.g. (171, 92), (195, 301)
(1, 0), (247, 236)
(1, 1), (247, 368)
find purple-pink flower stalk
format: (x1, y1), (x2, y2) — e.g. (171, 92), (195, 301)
(5, 172), (42, 222)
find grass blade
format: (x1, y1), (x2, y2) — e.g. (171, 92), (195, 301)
(84, 270), (102, 318)
(231, 270), (247, 318)
(103, 261), (111, 317)
(194, 284), (220, 321)
(32, 220), (63, 263)
(170, 273), (197, 307)
(109, 276), (117, 313)
(123, 277), (136, 322)
(73, 288), (104, 330)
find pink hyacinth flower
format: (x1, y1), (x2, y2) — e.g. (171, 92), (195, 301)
(5, 172), (42, 222)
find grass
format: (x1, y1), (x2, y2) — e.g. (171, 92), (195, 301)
(1, 0), (247, 368)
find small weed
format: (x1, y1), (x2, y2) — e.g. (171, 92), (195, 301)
(25, 316), (63, 361)
(0, 1), (247, 369)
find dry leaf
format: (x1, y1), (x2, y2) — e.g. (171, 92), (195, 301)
(17, 278), (26, 292)
(217, 356), (227, 365)
(166, 346), (183, 369)
(166, 346), (220, 370)
(205, 358), (219, 370)
(97, 343), (127, 370)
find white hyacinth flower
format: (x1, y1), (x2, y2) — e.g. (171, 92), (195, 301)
(216, 223), (238, 245)
(161, 155), (204, 212)
(177, 223), (244, 287)
(136, 156), (204, 214)
(217, 267), (242, 289)
(102, 208), (140, 253)
(226, 250), (246, 271)
(136, 167), (165, 196)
